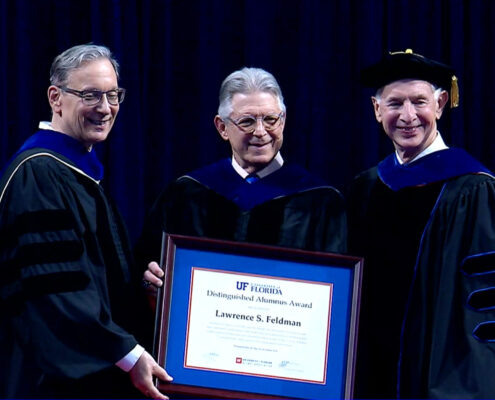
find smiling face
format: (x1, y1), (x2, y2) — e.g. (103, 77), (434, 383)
(372, 79), (449, 163)
(214, 91), (285, 174)
(48, 58), (120, 150)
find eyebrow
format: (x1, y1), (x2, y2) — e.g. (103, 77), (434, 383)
(78, 87), (119, 91)
(234, 111), (281, 117)
(384, 96), (403, 103)
(385, 93), (429, 102)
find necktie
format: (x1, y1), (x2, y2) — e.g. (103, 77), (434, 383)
(245, 173), (260, 184)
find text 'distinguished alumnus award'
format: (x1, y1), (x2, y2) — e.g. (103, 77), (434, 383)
(184, 268), (333, 384)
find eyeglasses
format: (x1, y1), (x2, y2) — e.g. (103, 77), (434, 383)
(58, 86), (126, 106)
(225, 112), (285, 133)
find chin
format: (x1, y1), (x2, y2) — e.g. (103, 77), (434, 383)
(88, 131), (110, 144)
(250, 154), (273, 165)
(395, 136), (422, 147)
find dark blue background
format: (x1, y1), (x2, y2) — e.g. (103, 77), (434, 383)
(1, 0), (494, 243)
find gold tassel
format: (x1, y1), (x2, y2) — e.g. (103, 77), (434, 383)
(451, 75), (459, 108)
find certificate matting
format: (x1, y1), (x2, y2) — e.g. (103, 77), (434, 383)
(154, 234), (362, 399)
(185, 268), (333, 383)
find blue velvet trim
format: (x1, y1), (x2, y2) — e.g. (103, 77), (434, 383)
(16, 130), (104, 181)
(186, 158), (327, 210)
(378, 148), (492, 191)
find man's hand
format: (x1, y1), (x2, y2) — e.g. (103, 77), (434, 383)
(142, 261), (165, 310)
(143, 261), (165, 291)
(129, 350), (172, 399)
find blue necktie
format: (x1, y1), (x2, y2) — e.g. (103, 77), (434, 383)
(245, 173), (260, 184)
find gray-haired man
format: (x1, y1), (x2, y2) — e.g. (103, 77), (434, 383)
(0, 44), (172, 399)
(136, 67), (346, 289)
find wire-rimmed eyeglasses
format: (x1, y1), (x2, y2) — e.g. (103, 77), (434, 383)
(225, 112), (285, 133)
(58, 86), (126, 106)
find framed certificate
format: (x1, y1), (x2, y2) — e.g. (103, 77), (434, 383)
(153, 234), (362, 399)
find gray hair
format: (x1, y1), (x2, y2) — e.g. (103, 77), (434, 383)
(50, 44), (120, 86)
(218, 67), (286, 119)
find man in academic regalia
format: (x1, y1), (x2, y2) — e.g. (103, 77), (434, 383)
(348, 50), (495, 399)
(0, 44), (172, 399)
(137, 67), (347, 287)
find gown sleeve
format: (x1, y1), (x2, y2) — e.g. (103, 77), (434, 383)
(0, 155), (137, 380)
(400, 173), (495, 398)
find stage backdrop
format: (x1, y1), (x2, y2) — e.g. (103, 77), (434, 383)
(1, 0), (494, 244)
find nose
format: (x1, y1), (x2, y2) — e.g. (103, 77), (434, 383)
(400, 101), (417, 122)
(252, 118), (266, 137)
(95, 94), (112, 113)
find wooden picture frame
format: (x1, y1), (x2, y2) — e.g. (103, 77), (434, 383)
(153, 234), (362, 399)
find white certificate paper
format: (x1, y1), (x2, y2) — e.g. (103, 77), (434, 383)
(184, 267), (333, 383)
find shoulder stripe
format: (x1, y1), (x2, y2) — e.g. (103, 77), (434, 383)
(0, 152), (100, 204)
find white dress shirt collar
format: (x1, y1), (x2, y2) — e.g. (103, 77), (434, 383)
(396, 133), (448, 165)
(39, 121), (55, 131)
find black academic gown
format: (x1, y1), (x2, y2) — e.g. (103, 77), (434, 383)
(348, 148), (495, 399)
(135, 158), (347, 271)
(0, 130), (145, 398)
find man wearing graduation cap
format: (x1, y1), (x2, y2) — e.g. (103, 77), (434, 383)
(136, 67), (346, 288)
(348, 50), (495, 398)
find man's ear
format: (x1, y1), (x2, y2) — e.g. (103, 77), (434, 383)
(371, 97), (382, 123)
(214, 115), (229, 141)
(435, 90), (449, 120)
(48, 85), (62, 113)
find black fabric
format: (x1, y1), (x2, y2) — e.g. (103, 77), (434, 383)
(361, 50), (455, 90)
(0, 145), (148, 398)
(462, 252), (495, 275)
(187, 158), (331, 210)
(2, 1), (495, 246)
(135, 163), (347, 273)
(348, 165), (495, 399)
(14, 129), (104, 180)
